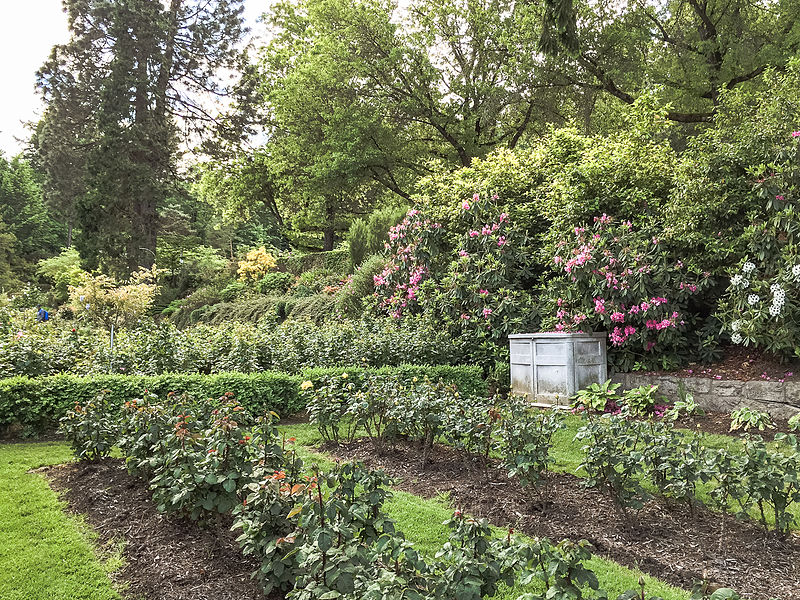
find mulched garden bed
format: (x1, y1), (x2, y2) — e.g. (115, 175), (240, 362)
(325, 438), (800, 600)
(675, 410), (796, 438)
(649, 345), (799, 382)
(46, 459), (271, 600)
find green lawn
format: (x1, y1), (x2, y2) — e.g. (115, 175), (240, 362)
(0, 442), (121, 600)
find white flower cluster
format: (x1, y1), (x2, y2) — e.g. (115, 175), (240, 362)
(731, 332), (743, 344)
(743, 262), (756, 274)
(769, 283), (786, 317)
(747, 294), (760, 305)
(793, 264), (800, 279)
(731, 274), (744, 286)
(731, 320), (741, 332)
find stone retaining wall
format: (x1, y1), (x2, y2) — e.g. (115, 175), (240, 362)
(611, 373), (800, 419)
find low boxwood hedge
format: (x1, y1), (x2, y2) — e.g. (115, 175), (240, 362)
(0, 365), (486, 436)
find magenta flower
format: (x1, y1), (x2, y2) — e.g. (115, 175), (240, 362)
(792, 131), (800, 138)
(594, 298), (606, 314)
(479, 289), (489, 296)
(458, 250), (469, 257)
(482, 307), (493, 318)
(462, 200), (471, 210)
(610, 311), (625, 323)
(776, 195), (785, 201)
(497, 236), (507, 246)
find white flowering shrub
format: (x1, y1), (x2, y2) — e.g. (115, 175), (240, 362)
(718, 130), (800, 359)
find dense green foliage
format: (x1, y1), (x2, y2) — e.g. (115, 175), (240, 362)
(0, 313), (472, 378)
(59, 389), (689, 600)
(0, 0), (795, 380)
(0, 364), (484, 435)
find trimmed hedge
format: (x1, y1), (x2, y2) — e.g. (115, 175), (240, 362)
(0, 365), (486, 436)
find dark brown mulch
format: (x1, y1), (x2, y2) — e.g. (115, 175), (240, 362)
(649, 345), (799, 382)
(46, 459), (272, 600)
(326, 439), (800, 600)
(675, 410), (796, 439)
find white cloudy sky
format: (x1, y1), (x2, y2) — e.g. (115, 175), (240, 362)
(0, 1), (267, 156)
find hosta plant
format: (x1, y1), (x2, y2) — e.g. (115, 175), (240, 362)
(571, 380), (621, 413)
(729, 407), (774, 432)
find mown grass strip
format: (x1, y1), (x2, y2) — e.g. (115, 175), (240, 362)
(281, 424), (690, 600)
(0, 442), (121, 600)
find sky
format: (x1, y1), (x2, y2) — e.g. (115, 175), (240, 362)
(0, 1), (266, 157)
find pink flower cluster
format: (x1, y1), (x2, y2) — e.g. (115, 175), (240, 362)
(645, 317), (676, 330)
(609, 325), (637, 346)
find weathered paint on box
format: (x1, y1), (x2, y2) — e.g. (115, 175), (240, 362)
(509, 333), (607, 406)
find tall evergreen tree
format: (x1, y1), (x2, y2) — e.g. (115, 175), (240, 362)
(36, 0), (246, 272)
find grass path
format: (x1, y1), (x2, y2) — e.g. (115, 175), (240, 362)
(0, 442), (121, 600)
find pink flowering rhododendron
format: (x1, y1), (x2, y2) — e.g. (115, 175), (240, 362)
(374, 193), (536, 343)
(545, 215), (710, 371)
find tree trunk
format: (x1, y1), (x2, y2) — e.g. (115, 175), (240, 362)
(323, 198), (336, 251)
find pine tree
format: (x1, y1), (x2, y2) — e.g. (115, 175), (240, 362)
(36, 0), (246, 272)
